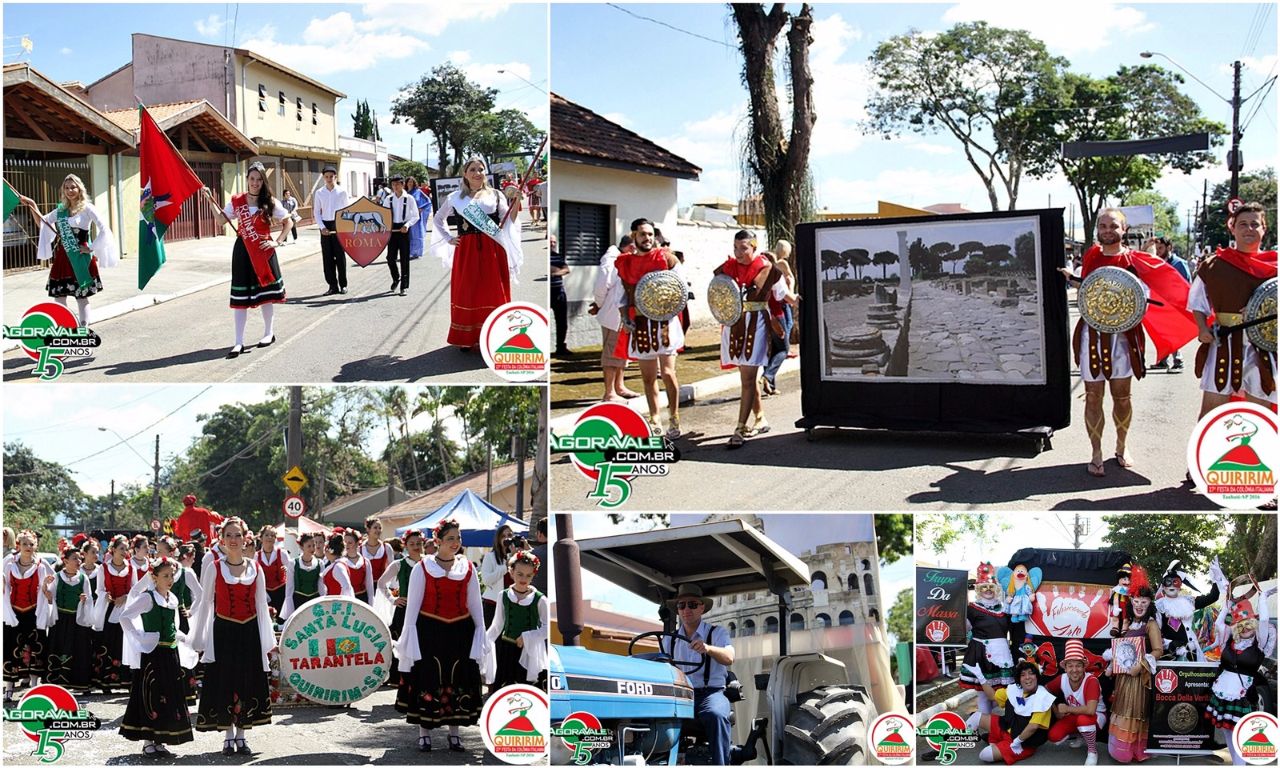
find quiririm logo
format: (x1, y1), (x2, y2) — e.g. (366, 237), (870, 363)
(549, 402), (679, 508)
(868, 712), (915, 765)
(1233, 712), (1279, 765)
(480, 302), (550, 383)
(918, 711), (978, 766)
(2, 683), (101, 763)
(1187, 403), (1278, 509)
(479, 684), (548, 765)
(2, 302), (97, 381)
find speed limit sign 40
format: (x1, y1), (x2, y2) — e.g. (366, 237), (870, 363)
(283, 494), (306, 519)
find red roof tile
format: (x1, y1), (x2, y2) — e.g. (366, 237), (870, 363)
(551, 92), (700, 180)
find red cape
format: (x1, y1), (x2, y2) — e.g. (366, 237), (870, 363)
(1082, 246), (1198, 361)
(174, 503), (224, 543)
(1211, 247), (1277, 280)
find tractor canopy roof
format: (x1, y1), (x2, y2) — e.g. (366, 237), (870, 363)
(578, 519), (810, 606)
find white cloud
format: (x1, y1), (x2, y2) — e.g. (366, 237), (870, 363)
(808, 13), (873, 160)
(600, 112), (630, 128)
(59, 47), (72, 56)
(194, 13), (226, 39)
(357, 1), (511, 37)
(239, 20), (430, 76)
(942, 2), (1155, 56)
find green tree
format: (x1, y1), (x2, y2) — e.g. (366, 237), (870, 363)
(389, 159), (432, 183)
(731, 3), (817, 248)
(3, 441), (84, 545)
(351, 99), (379, 141)
(1034, 66), (1223, 243)
(1122, 189), (1181, 240)
(1015, 231), (1037, 271)
(875, 514), (912, 565)
(1202, 167), (1277, 251)
(1101, 514), (1223, 576)
(468, 108), (541, 161)
(887, 588), (914, 643)
(1213, 514), (1277, 582)
(865, 22), (1068, 210)
(392, 64), (496, 176)
(915, 513), (1010, 557)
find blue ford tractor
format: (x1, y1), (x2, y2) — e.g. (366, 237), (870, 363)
(551, 518), (904, 765)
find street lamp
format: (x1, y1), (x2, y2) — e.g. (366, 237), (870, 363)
(98, 427), (161, 525)
(496, 68), (547, 94)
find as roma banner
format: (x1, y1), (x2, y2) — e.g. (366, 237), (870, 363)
(916, 567), (967, 646)
(1148, 662), (1218, 755)
(1025, 582), (1113, 639)
(334, 197), (390, 267)
(279, 596), (391, 704)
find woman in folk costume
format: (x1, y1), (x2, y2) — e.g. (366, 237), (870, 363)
(319, 532), (356, 598)
(222, 162), (288, 359)
(281, 532), (323, 620)
(485, 549), (548, 689)
(2, 531), (53, 703)
(360, 517), (394, 602)
(341, 528), (373, 603)
(1102, 564), (1163, 763)
(377, 528), (426, 642)
(119, 557), (198, 757)
(1058, 208), (1198, 477)
(93, 534), (138, 693)
(190, 517), (275, 756)
(172, 543), (203, 636)
(78, 538), (106, 676)
(959, 562), (1016, 730)
(129, 534), (152, 583)
(406, 177), (432, 260)
(1206, 581), (1276, 765)
(44, 544), (95, 692)
(395, 519), (491, 752)
(34, 173), (117, 330)
(432, 157), (524, 351)
(255, 525), (290, 617)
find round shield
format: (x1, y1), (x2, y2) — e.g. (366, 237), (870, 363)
(634, 270), (688, 322)
(1245, 277), (1276, 353)
(1079, 266), (1148, 334)
(707, 274), (743, 326)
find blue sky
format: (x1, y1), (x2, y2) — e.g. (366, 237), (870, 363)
(3, 2), (548, 169)
(552, 2), (1277, 242)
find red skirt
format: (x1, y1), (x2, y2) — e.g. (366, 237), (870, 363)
(46, 243), (103, 298)
(448, 233), (511, 348)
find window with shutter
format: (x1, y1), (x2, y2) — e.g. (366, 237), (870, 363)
(561, 201), (611, 267)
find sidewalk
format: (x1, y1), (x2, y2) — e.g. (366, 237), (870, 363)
(3, 225), (323, 351)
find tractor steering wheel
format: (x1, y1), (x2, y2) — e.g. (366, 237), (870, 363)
(628, 630), (708, 673)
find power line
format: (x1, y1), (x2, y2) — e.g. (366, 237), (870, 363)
(605, 3), (735, 50)
(6, 387), (172, 436)
(62, 386), (212, 468)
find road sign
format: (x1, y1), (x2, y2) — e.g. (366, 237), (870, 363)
(150, 519), (161, 531)
(283, 494), (306, 519)
(282, 465), (308, 494)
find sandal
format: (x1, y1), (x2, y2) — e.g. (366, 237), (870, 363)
(1114, 452), (1134, 469)
(665, 414), (681, 440)
(418, 735), (432, 752)
(728, 426), (748, 449)
(1086, 460), (1105, 477)
(751, 417), (771, 435)
(448, 735), (465, 752)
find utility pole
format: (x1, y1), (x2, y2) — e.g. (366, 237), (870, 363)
(1230, 60), (1243, 200)
(1201, 180), (1209, 253)
(152, 435), (161, 523)
(513, 432), (525, 521)
(1073, 513), (1083, 549)
(110, 479), (117, 529)
(287, 386), (303, 470)
(1186, 208), (1192, 258)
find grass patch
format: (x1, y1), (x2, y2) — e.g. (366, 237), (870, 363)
(551, 326), (727, 411)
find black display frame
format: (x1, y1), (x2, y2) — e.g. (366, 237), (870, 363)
(796, 208), (1071, 436)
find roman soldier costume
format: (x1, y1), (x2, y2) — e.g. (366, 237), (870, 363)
(616, 246), (685, 358)
(1190, 246), (1278, 398)
(717, 254), (783, 368)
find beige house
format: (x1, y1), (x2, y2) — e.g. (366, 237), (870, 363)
(373, 462), (536, 533)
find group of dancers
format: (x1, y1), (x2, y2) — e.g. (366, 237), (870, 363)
(1, 515), (548, 758)
(945, 558), (1274, 765)
(23, 156), (525, 363)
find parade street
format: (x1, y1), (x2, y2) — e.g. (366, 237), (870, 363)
(2, 225), (547, 384)
(550, 348), (1220, 511)
(1, 688), (503, 766)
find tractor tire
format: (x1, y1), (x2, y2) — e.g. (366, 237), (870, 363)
(780, 684), (876, 765)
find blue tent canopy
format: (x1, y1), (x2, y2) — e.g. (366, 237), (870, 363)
(395, 489), (529, 546)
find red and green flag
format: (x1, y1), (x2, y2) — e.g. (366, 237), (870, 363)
(3, 179), (21, 220)
(138, 104), (202, 289)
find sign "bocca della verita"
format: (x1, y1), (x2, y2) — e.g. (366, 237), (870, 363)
(279, 597), (391, 704)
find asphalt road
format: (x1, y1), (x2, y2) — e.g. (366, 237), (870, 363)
(2, 687), (508, 766)
(3, 231), (547, 384)
(550, 355), (1223, 511)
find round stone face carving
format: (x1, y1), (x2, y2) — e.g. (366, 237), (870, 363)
(634, 270), (688, 322)
(1080, 266), (1148, 334)
(1245, 277), (1277, 353)
(707, 273), (743, 326)
(1168, 701), (1200, 734)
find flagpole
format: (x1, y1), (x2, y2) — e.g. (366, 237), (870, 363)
(498, 134), (548, 230)
(202, 187), (239, 235)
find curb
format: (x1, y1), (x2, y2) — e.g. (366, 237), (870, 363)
(3, 245), (320, 353)
(914, 687), (976, 725)
(549, 356), (800, 434)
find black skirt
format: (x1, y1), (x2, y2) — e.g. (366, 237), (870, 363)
(3, 608), (47, 681)
(96, 602), (132, 689)
(266, 585), (285, 616)
(229, 238), (285, 309)
(394, 614), (482, 727)
(493, 637), (528, 690)
(120, 646), (195, 745)
(195, 617), (272, 731)
(45, 612), (94, 691)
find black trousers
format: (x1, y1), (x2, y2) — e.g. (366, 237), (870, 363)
(551, 284), (568, 350)
(320, 219), (347, 290)
(387, 230), (410, 289)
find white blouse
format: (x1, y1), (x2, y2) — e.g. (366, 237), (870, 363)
(36, 203), (118, 267)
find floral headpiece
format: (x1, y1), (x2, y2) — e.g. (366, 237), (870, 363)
(508, 549), (540, 572)
(433, 518), (460, 540)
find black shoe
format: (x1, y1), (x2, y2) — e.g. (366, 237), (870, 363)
(257, 335), (275, 349)
(447, 735), (465, 752)
(1151, 359), (1169, 369)
(399, 288), (407, 296)
(226, 344), (244, 359)
(221, 740), (235, 756)
(323, 287), (339, 296)
(418, 735), (432, 752)
(1171, 358), (1184, 371)
(339, 287), (348, 294)
(236, 738), (254, 756)
(390, 279), (399, 291)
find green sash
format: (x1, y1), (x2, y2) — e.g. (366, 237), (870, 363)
(56, 205), (93, 289)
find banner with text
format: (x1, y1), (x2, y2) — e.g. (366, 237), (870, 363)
(916, 567), (967, 647)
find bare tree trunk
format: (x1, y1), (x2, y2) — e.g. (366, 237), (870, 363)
(1250, 514), (1277, 580)
(532, 386), (548, 518)
(732, 3), (816, 247)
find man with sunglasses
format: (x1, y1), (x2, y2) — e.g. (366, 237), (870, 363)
(665, 583), (736, 765)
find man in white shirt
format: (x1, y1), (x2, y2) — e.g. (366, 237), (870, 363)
(664, 583), (735, 765)
(384, 175), (419, 296)
(312, 166), (350, 295)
